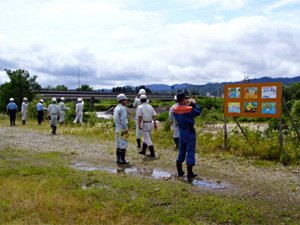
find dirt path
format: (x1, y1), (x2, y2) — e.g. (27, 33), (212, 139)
(1, 123), (300, 208)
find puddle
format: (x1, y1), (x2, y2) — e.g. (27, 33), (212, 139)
(72, 162), (226, 190)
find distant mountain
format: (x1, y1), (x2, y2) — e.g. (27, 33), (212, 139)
(145, 83), (190, 92)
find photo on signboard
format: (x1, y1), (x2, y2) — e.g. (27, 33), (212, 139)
(228, 87), (241, 98)
(244, 87), (258, 99)
(244, 102), (258, 113)
(262, 102), (276, 114)
(262, 86), (277, 98)
(228, 102), (240, 113)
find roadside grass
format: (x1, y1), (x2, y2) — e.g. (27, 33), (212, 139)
(1, 148), (300, 224)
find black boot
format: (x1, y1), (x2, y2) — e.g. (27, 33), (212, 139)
(116, 149), (121, 164)
(148, 145), (155, 157)
(139, 143), (147, 155)
(119, 149), (129, 164)
(53, 126), (57, 135)
(136, 139), (141, 148)
(22, 120), (25, 125)
(187, 165), (197, 178)
(174, 138), (179, 149)
(176, 163), (185, 177)
(51, 125), (55, 134)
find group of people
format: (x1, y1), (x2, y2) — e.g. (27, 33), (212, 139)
(6, 97), (83, 134)
(114, 89), (201, 178)
(6, 89), (201, 178)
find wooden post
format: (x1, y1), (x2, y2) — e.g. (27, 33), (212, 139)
(232, 117), (248, 141)
(279, 114), (283, 147)
(282, 99), (300, 141)
(224, 116), (228, 150)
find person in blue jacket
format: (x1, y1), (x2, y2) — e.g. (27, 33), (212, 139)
(6, 98), (18, 126)
(173, 92), (201, 178)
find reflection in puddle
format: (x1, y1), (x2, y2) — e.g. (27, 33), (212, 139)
(72, 162), (225, 189)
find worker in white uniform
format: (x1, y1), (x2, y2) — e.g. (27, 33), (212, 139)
(137, 94), (157, 157)
(114, 93), (129, 164)
(47, 98), (61, 135)
(73, 98), (84, 124)
(169, 95), (180, 148)
(59, 97), (67, 125)
(133, 89), (147, 148)
(21, 97), (28, 125)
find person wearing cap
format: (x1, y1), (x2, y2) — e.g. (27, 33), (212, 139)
(133, 88), (147, 148)
(114, 93), (129, 164)
(21, 97), (28, 125)
(73, 98), (84, 124)
(137, 94), (157, 157)
(36, 99), (45, 124)
(169, 95), (179, 149)
(59, 97), (67, 125)
(173, 92), (201, 178)
(47, 98), (61, 134)
(6, 98), (18, 126)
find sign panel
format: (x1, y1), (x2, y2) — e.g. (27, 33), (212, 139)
(224, 82), (282, 118)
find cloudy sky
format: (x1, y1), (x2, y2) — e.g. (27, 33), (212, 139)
(0, 0), (300, 89)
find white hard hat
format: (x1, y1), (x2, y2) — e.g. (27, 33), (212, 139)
(138, 89), (146, 95)
(77, 98), (82, 102)
(40, 99), (44, 103)
(9, 98), (14, 101)
(60, 97), (65, 101)
(117, 93), (128, 101)
(140, 94), (147, 100)
(23, 97), (27, 101)
(174, 95), (177, 100)
(52, 98), (57, 102)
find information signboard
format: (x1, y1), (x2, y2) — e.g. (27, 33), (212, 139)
(224, 82), (282, 118)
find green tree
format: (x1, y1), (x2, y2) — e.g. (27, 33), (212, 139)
(0, 69), (41, 111)
(55, 85), (68, 91)
(76, 84), (94, 91)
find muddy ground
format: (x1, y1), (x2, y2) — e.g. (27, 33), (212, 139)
(1, 122), (300, 214)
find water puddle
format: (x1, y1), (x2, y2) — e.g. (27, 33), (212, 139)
(72, 162), (226, 190)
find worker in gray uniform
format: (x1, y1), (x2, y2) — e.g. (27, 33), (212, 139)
(73, 98), (84, 124)
(133, 89), (146, 148)
(114, 93), (129, 164)
(59, 97), (67, 125)
(169, 95), (180, 148)
(21, 97), (28, 125)
(47, 98), (61, 135)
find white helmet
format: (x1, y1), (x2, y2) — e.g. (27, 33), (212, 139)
(117, 93), (128, 101)
(40, 99), (44, 103)
(140, 94), (147, 100)
(77, 98), (82, 102)
(138, 89), (146, 95)
(23, 97), (28, 101)
(9, 98), (14, 101)
(174, 95), (177, 100)
(60, 97), (65, 101)
(52, 98), (57, 102)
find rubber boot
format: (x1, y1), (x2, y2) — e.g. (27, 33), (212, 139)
(148, 145), (155, 157)
(119, 149), (129, 164)
(176, 163), (185, 177)
(136, 139), (141, 148)
(22, 120), (25, 125)
(116, 149), (121, 164)
(53, 126), (57, 135)
(51, 125), (55, 134)
(187, 165), (197, 178)
(139, 143), (147, 155)
(174, 138), (179, 149)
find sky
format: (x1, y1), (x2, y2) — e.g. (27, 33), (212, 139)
(0, 0), (300, 89)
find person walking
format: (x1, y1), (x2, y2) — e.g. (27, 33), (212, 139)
(6, 98), (18, 126)
(173, 92), (201, 178)
(137, 94), (157, 157)
(21, 97), (28, 125)
(133, 89), (146, 148)
(169, 95), (179, 149)
(114, 93), (129, 164)
(47, 98), (60, 135)
(73, 98), (84, 124)
(59, 97), (67, 125)
(37, 99), (44, 125)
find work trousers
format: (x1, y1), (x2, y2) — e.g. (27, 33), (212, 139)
(37, 110), (44, 124)
(135, 119), (141, 139)
(21, 110), (27, 121)
(73, 111), (83, 123)
(141, 122), (153, 146)
(176, 128), (196, 165)
(9, 109), (16, 125)
(173, 122), (179, 138)
(49, 115), (58, 126)
(59, 111), (65, 123)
